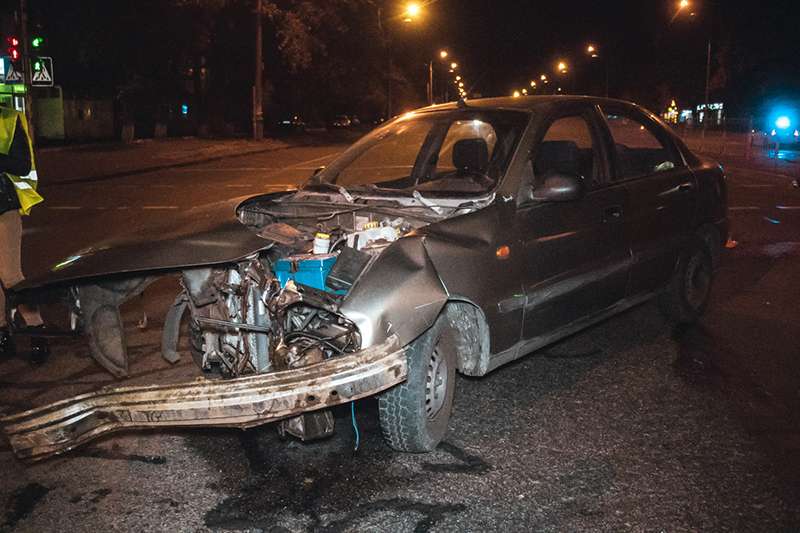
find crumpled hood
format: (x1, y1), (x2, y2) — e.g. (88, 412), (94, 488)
(18, 196), (275, 290)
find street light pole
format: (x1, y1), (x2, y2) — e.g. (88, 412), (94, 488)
(252, 0), (264, 140)
(427, 61), (433, 105)
(19, 0), (34, 140)
(703, 37), (711, 138)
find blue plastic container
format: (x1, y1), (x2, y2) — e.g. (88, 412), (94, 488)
(273, 254), (338, 292)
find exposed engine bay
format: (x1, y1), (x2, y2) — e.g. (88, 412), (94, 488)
(177, 194), (445, 439)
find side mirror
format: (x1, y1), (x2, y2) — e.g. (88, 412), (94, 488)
(531, 173), (586, 202)
(308, 166), (326, 184)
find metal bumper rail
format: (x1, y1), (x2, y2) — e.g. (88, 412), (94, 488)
(2, 336), (407, 461)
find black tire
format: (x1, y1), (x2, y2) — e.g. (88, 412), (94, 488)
(659, 239), (713, 324)
(378, 315), (457, 452)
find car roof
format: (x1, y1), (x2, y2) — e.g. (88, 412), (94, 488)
(415, 95), (641, 114)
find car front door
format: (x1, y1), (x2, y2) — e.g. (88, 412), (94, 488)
(599, 105), (698, 296)
(516, 107), (630, 341)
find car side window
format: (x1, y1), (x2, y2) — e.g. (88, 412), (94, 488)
(602, 108), (681, 180)
(533, 115), (600, 188)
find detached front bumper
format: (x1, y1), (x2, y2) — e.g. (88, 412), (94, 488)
(2, 336), (407, 461)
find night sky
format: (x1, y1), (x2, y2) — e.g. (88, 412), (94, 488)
(401, 0), (800, 114)
(7, 0), (800, 119)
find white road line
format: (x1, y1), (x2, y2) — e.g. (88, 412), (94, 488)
(724, 164), (798, 181)
(171, 167), (279, 173)
(776, 205), (800, 210)
(729, 206), (760, 211)
(167, 153), (340, 174)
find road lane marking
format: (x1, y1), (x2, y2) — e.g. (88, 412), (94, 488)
(172, 167), (279, 172)
(776, 205), (800, 210)
(729, 206), (760, 211)
(724, 165), (798, 181)
(166, 153), (339, 174)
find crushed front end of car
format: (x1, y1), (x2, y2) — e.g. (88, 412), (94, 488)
(3, 106), (522, 460)
(2, 191), (475, 460)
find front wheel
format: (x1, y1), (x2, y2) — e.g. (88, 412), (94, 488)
(659, 239), (713, 324)
(379, 316), (456, 452)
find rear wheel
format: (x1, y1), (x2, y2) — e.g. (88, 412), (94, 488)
(379, 316), (456, 452)
(659, 239), (713, 324)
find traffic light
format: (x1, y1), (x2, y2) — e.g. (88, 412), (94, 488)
(6, 36), (20, 62)
(31, 36), (44, 49)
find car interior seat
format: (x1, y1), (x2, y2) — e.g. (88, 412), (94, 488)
(452, 138), (490, 175)
(534, 140), (581, 178)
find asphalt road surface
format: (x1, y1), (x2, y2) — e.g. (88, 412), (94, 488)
(1, 141), (799, 532)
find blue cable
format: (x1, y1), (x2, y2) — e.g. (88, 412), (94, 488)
(350, 401), (360, 451)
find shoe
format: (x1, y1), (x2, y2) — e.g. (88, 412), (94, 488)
(30, 335), (49, 365)
(0, 328), (15, 358)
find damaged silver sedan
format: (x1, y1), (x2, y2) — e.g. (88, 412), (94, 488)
(2, 97), (728, 461)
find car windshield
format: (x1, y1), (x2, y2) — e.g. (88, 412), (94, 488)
(312, 109), (529, 196)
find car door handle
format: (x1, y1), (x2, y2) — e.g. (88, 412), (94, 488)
(603, 205), (623, 222)
(678, 183), (693, 193)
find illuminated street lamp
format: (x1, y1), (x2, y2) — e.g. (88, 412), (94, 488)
(450, 62), (458, 70)
(674, 1), (713, 135)
(403, 2), (422, 23)
(522, 88), (528, 95)
(429, 49), (455, 104)
(557, 61), (568, 73)
(586, 43), (609, 97)
(513, 90), (521, 98)
(378, 2), (424, 118)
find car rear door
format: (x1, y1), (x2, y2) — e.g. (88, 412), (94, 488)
(598, 105), (698, 296)
(515, 105), (630, 340)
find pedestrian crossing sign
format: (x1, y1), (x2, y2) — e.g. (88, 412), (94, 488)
(4, 61), (23, 83)
(31, 57), (53, 87)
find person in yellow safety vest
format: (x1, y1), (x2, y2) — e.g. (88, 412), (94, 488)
(0, 105), (47, 362)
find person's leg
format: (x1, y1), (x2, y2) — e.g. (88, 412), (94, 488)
(0, 210), (22, 357)
(0, 210), (46, 362)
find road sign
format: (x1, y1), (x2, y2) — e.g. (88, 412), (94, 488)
(31, 57), (53, 87)
(0, 56), (54, 86)
(3, 59), (23, 83)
